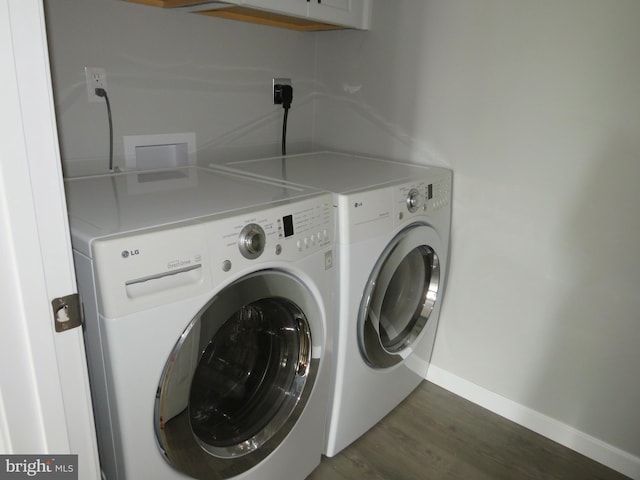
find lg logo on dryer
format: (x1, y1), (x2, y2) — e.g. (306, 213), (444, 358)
(121, 249), (140, 258)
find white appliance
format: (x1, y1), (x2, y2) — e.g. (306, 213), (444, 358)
(65, 166), (335, 480)
(213, 152), (452, 456)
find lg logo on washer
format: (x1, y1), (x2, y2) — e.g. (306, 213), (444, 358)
(121, 249), (140, 258)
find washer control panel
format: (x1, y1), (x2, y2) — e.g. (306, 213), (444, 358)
(210, 192), (334, 275)
(89, 194), (335, 318)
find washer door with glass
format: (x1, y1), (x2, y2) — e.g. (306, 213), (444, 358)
(358, 224), (443, 369)
(155, 270), (322, 480)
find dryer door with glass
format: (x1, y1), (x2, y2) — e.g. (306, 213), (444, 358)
(155, 270), (322, 480)
(358, 223), (444, 369)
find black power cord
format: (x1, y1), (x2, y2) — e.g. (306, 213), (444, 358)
(280, 85), (293, 156)
(94, 87), (114, 172)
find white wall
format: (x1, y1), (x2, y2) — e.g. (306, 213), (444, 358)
(44, 0), (317, 176)
(314, 0), (640, 473)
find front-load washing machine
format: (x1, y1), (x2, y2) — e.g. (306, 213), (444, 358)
(212, 152), (452, 456)
(65, 166), (335, 480)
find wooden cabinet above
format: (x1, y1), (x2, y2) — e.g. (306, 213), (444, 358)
(123, 0), (371, 31)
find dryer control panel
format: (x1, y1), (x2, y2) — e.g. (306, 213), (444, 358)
(339, 170), (452, 245)
(394, 172), (452, 225)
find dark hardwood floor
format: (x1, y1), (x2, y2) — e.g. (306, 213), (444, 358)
(307, 381), (631, 480)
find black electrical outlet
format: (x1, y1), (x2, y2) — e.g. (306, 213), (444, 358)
(273, 78), (292, 105)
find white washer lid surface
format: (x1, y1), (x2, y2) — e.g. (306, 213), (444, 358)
(65, 166), (320, 257)
(221, 152), (445, 194)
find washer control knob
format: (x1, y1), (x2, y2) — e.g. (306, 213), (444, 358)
(238, 223), (266, 259)
(406, 188), (422, 213)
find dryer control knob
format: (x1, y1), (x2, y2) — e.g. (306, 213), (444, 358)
(238, 223), (266, 259)
(406, 188), (422, 213)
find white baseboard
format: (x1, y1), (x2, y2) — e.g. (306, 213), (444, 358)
(426, 365), (640, 480)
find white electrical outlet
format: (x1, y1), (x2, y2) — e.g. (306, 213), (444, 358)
(85, 67), (107, 102)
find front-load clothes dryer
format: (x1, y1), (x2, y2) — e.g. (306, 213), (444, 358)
(65, 166), (335, 480)
(212, 152), (452, 456)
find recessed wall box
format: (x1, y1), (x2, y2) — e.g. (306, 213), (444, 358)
(123, 133), (196, 170)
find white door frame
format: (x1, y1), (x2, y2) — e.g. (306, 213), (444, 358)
(0, 1), (100, 478)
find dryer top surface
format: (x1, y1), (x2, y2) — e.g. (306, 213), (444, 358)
(65, 166), (322, 256)
(220, 152), (451, 194)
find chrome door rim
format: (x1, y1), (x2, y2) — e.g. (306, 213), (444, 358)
(154, 270), (321, 480)
(189, 299), (311, 458)
(358, 224), (442, 369)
